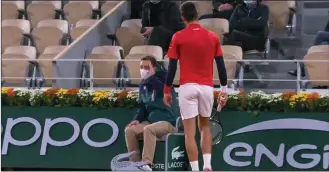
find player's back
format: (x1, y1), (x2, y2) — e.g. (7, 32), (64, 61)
(176, 23), (219, 87)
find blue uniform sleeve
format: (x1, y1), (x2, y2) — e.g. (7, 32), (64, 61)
(134, 102), (148, 122)
(148, 73), (165, 94)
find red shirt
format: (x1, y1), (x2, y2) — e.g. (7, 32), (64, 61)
(167, 23), (223, 87)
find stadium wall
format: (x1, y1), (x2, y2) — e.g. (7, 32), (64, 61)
(2, 107), (328, 171)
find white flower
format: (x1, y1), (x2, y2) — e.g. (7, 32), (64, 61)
(127, 90), (139, 101)
(29, 89), (43, 106)
(271, 93), (283, 98)
(320, 93), (329, 98)
(268, 93), (283, 103)
(77, 89), (94, 98)
(228, 91), (240, 96)
(109, 97), (118, 102)
(249, 90), (266, 96)
(108, 90), (121, 102)
(227, 91), (240, 100)
(15, 88), (30, 97)
(249, 90), (271, 99)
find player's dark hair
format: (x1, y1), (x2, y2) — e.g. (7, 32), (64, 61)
(180, 2), (198, 22)
(141, 56), (158, 67)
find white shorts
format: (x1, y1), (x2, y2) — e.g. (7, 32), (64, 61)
(178, 83), (214, 120)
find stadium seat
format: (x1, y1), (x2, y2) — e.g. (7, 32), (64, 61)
(199, 18), (229, 42)
(214, 45), (243, 89)
(27, 1), (62, 28)
(2, 19), (31, 53)
(187, 1), (213, 17)
(101, 1), (121, 14)
(123, 46), (163, 85)
(116, 19), (145, 56)
(2, 1), (25, 20)
(32, 19), (69, 53)
(265, 0), (296, 37)
(264, 1), (296, 60)
(121, 19), (142, 29)
(71, 19), (98, 40)
(221, 45), (243, 60)
(37, 46), (67, 87)
(2, 46), (37, 87)
(82, 46), (124, 88)
(307, 45), (329, 54)
(288, 1), (296, 9)
(265, 1), (292, 32)
(63, 1), (99, 25)
(126, 45), (163, 59)
(303, 52), (329, 88)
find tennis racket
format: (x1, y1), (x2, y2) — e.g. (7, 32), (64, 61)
(209, 108), (223, 145)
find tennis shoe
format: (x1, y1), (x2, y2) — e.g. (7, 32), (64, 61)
(203, 168), (212, 171)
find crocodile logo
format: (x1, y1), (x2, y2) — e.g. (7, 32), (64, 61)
(111, 151), (148, 171)
(171, 146), (184, 160)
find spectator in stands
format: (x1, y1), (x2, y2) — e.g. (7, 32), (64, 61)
(199, 0), (244, 20)
(313, 21), (329, 45)
(225, 0), (269, 51)
(124, 56), (180, 171)
(288, 20), (329, 77)
(141, 0), (185, 52)
(131, 0), (147, 19)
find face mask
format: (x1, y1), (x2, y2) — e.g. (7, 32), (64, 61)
(244, 0), (257, 6)
(140, 69), (152, 79)
(150, 0), (161, 4)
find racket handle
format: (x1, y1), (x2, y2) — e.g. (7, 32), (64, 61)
(217, 104), (222, 112)
(217, 96), (227, 112)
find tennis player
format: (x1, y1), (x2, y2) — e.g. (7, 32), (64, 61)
(163, 2), (228, 171)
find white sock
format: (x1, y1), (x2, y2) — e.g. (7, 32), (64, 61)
(203, 154), (212, 170)
(190, 161), (199, 171)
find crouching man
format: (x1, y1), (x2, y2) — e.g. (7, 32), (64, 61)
(124, 56), (179, 171)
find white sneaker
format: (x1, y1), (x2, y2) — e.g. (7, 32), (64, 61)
(138, 164), (152, 171)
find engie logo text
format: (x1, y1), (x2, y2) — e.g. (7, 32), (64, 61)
(222, 118), (329, 170)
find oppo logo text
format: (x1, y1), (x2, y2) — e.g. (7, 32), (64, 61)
(1, 117), (119, 155)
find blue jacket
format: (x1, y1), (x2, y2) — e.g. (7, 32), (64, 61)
(134, 67), (179, 126)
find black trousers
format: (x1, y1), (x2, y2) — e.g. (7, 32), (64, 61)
(226, 30), (266, 51)
(199, 9), (234, 20)
(147, 26), (174, 52)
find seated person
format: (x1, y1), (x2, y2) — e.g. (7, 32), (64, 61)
(124, 56), (180, 171)
(131, 0), (147, 19)
(314, 20), (329, 45)
(288, 20), (329, 77)
(199, 0), (244, 20)
(225, 0), (269, 51)
(141, 0), (185, 52)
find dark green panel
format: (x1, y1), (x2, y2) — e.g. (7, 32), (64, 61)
(2, 107), (329, 171)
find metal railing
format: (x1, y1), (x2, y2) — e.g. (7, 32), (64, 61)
(2, 58), (329, 93)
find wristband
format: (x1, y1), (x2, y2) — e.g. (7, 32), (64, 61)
(164, 85), (172, 94)
(220, 85), (228, 94)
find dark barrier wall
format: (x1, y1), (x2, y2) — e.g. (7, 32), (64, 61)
(2, 107), (329, 171)
(53, 1), (130, 88)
